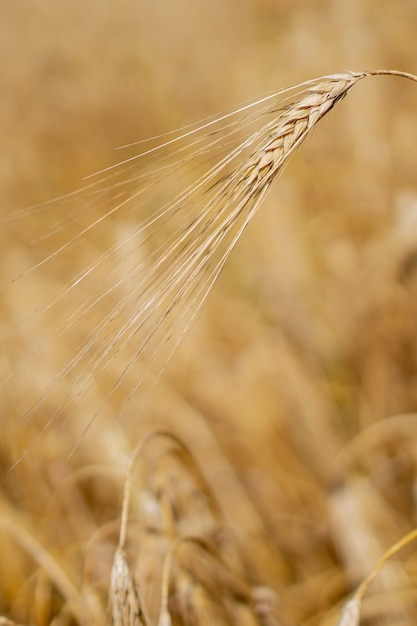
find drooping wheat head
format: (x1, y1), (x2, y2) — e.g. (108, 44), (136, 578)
(2, 72), (372, 455)
(2, 69), (417, 626)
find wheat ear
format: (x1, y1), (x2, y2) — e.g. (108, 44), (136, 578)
(222, 72), (365, 197)
(110, 547), (148, 626)
(81, 73), (368, 440)
(5, 70), (417, 458)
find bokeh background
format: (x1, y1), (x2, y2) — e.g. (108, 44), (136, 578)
(1, 0), (417, 624)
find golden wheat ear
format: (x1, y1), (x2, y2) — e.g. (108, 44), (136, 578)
(4, 69), (417, 460)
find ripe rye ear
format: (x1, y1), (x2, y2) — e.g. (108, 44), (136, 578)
(3, 69), (417, 459)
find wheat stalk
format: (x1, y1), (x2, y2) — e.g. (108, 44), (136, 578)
(335, 527), (417, 625)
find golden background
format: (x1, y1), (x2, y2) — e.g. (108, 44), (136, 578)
(1, 1), (417, 624)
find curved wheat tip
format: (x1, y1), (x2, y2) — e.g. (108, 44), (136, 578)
(118, 431), (223, 550)
(118, 431), (170, 550)
(336, 597), (361, 626)
(110, 547), (147, 626)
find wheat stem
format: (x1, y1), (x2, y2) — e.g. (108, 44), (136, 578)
(354, 527), (417, 602)
(365, 69), (417, 83)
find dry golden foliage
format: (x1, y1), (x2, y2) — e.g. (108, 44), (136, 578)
(109, 432), (289, 626)
(2, 8), (417, 620)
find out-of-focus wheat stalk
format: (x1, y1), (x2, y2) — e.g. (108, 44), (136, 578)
(109, 431), (287, 626)
(335, 527), (417, 625)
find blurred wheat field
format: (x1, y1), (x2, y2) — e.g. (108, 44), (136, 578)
(2, 1), (417, 625)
